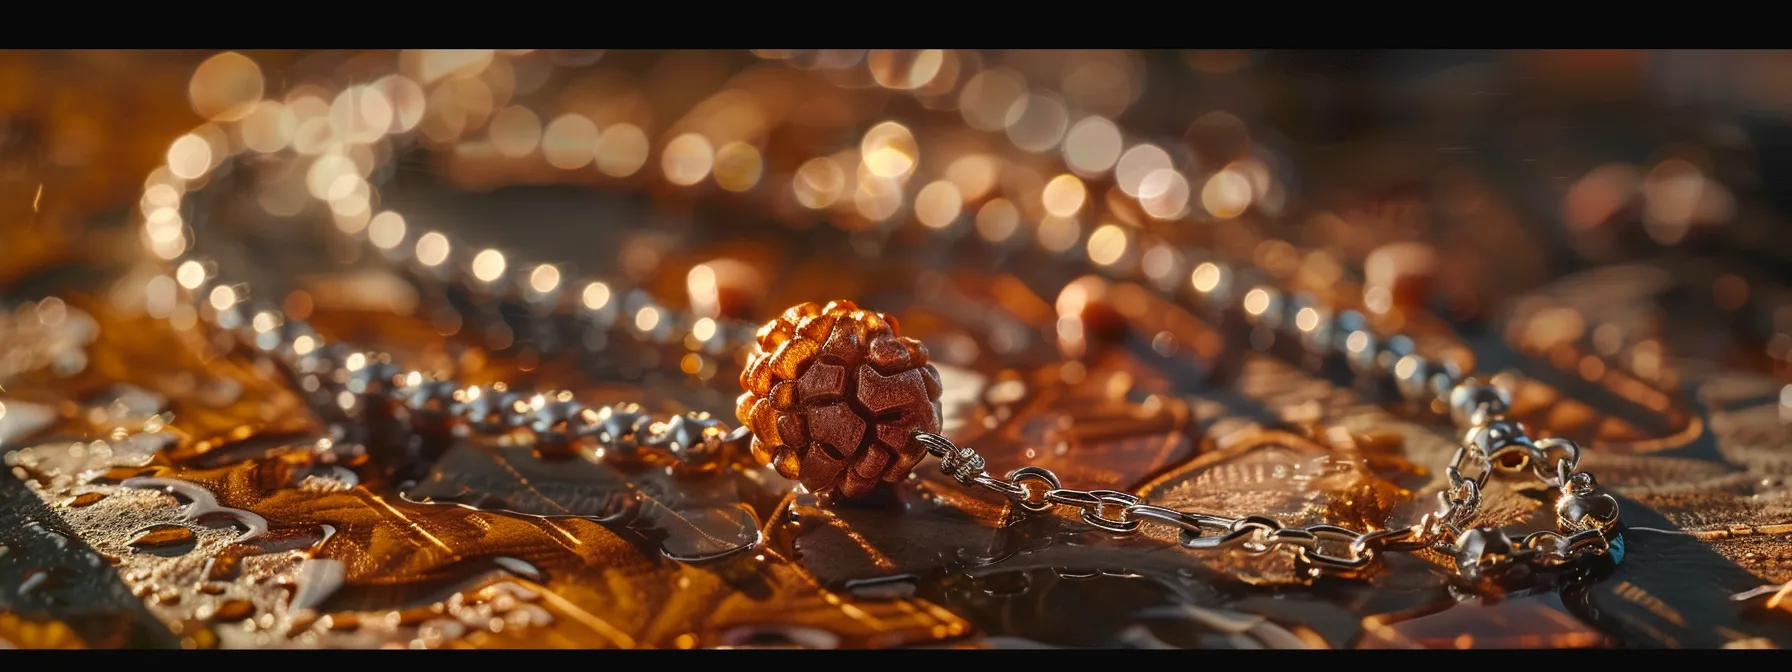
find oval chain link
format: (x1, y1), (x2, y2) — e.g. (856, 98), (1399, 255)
(916, 376), (1623, 582)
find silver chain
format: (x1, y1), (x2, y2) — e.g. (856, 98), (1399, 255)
(919, 373), (1623, 582)
(141, 53), (1624, 587)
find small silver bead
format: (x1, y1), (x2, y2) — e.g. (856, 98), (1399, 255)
(1394, 354), (1431, 402)
(642, 412), (728, 465)
(1462, 419), (1535, 465)
(1377, 335), (1415, 372)
(1292, 294), (1333, 354)
(1448, 379), (1512, 426)
(593, 404), (653, 462)
(530, 398), (597, 445)
(1244, 285), (1284, 329)
(455, 387), (525, 433)
(1335, 316), (1379, 375)
(1427, 360), (1463, 405)
(1555, 489), (1619, 534)
(1396, 354), (1463, 406)
(1452, 526), (1520, 580)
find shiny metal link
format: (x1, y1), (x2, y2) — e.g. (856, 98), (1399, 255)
(918, 432), (1455, 579)
(917, 388), (1626, 585)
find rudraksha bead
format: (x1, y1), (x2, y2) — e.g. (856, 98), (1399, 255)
(736, 300), (943, 499)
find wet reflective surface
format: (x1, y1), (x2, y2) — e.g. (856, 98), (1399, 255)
(6, 238), (1792, 648)
(8, 49), (1792, 649)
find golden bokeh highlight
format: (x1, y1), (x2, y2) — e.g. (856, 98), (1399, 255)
(1139, 169), (1191, 220)
(239, 102), (297, 154)
(1201, 168), (1254, 220)
(1115, 144), (1172, 197)
(853, 170), (903, 221)
(166, 134), (213, 181)
(794, 157), (846, 209)
(414, 49), (496, 84)
(860, 122), (918, 180)
(1192, 262), (1223, 293)
(662, 133), (716, 186)
(176, 261), (207, 289)
(595, 124), (649, 177)
(329, 86), (395, 145)
(1243, 288), (1272, 316)
(416, 232), (451, 267)
(489, 106), (544, 158)
(691, 317), (718, 342)
(712, 142), (765, 192)
(541, 114), (600, 169)
(189, 51), (264, 122)
(1006, 92), (1070, 153)
(1146, 168), (1189, 221)
(959, 69), (1029, 132)
(368, 212), (407, 250)
(1086, 223), (1128, 266)
(915, 181), (963, 229)
(209, 285), (238, 312)
(472, 249), (507, 282)
(528, 264), (561, 294)
(976, 198), (1021, 242)
(372, 75), (427, 134)
(634, 306), (662, 332)
(868, 50), (946, 90)
(945, 154), (999, 201)
(582, 281), (613, 310)
(686, 264), (719, 317)
(1064, 116), (1123, 176)
(1042, 174), (1087, 218)
(1037, 216), (1082, 253)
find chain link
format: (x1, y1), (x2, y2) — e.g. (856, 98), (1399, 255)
(917, 375), (1624, 583)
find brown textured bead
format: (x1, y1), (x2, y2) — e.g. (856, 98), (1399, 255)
(737, 300), (944, 499)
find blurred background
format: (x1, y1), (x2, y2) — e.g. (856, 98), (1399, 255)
(7, 50), (1792, 331)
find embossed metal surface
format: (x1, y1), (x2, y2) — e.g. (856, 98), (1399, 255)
(5, 49), (1792, 649)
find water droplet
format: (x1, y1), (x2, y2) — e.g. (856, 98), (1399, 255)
(17, 569), (49, 596)
(288, 559), (345, 613)
(123, 477), (269, 542)
(128, 524), (199, 556)
(974, 571), (1032, 596)
(492, 557), (543, 582)
(0, 399), (55, 446)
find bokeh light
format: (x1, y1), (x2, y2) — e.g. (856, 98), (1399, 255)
(915, 181), (963, 229)
(541, 114), (600, 169)
(472, 249), (507, 282)
(1200, 168), (1254, 219)
(713, 142), (765, 192)
(976, 198), (1021, 242)
(1115, 144), (1172, 197)
(490, 106), (544, 158)
(595, 124), (650, 177)
(794, 157), (846, 209)
(1042, 174), (1087, 218)
(189, 51), (264, 122)
(1063, 116), (1123, 176)
(860, 122), (919, 180)
(1006, 92), (1070, 153)
(959, 69), (1029, 132)
(662, 133), (716, 186)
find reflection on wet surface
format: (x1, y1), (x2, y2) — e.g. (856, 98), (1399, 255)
(5, 236), (1792, 648)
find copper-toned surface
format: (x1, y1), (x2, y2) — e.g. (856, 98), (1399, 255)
(7, 49), (1792, 650)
